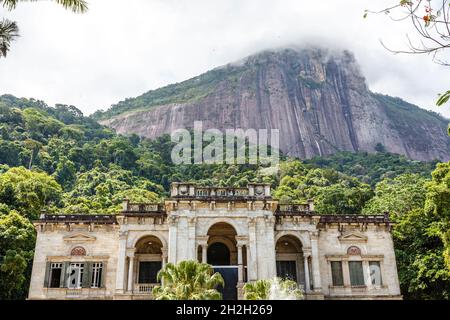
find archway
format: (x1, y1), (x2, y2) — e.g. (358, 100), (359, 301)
(207, 222), (237, 265)
(134, 236), (164, 289)
(275, 235), (305, 286)
(207, 242), (230, 266)
(206, 222), (238, 300)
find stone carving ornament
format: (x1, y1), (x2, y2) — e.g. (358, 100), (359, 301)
(70, 246), (86, 256)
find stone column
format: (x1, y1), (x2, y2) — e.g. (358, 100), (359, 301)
(127, 253), (135, 292)
(188, 217), (197, 260)
(303, 253), (311, 292)
(247, 218), (258, 281)
(202, 245), (208, 263)
(197, 236), (209, 264)
(237, 244), (244, 283)
(264, 216), (277, 279)
(310, 231), (322, 292)
(168, 216), (178, 263)
(162, 248), (168, 269)
(115, 231), (128, 294)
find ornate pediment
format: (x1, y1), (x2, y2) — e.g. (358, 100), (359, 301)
(63, 233), (96, 243)
(338, 232), (367, 243)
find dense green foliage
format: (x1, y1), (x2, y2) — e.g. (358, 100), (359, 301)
(152, 260), (224, 300)
(0, 94), (449, 300)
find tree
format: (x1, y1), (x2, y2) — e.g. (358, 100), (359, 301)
(243, 278), (303, 300)
(363, 169), (450, 299)
(365, 1), (450, 111)
(152, 260), (224, 300)
(363, 174), (428, 217)
(0, 0), (88, 58)
(0, 18), (18, 58)
(0, 167), (62, 219)
(424, 161), (450, 269)
(0, 210), (36, 299)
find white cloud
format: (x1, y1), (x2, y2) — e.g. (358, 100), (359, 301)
(0, 0), (449, 118)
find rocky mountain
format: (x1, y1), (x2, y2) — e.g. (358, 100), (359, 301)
(94, 48), (450, 162)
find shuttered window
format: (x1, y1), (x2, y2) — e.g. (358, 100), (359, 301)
(49, 263), (63, 288)
(349, 261), (365, 286)
(330, 261), (344, 286)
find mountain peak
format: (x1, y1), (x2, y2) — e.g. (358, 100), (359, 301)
(95, 47), (450, 162)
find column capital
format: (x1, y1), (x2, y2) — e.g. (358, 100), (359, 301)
(310, 230), (320, 240)
(168, 215), (179, 226)
(188, 216), (197, 226)
(303, 249), (312, 257)
(247, 217), (257, 226)
(119, 230), (128, 239)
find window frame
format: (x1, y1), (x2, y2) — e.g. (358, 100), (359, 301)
(348, 260), (365, 287)
(330, 261), (344, 287)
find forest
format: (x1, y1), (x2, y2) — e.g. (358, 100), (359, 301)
(0, 94), (449, 300)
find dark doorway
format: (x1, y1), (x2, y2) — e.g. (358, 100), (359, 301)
(207, 242), (230, 266)
(276, 260), (297, 282)
(214, 267), (238, 300)
(138, 261), (162, 284)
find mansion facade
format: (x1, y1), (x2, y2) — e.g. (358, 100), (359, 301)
(28, 183), (402, 300)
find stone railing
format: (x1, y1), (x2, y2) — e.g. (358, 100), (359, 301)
(122, 202), (166, 216)
(134, 283), (158, 294)
(45, 288), (108, 299)
(275, 203), (313, 215)
(318, 214), (390, 225)
(38, 214), (117, 224)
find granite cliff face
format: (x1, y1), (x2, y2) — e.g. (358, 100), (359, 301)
(97, 48), (450, 161)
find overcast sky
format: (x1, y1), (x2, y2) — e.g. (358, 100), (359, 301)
(1, 0), (449, 117)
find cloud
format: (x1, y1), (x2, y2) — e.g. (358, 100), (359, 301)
(0, 0), (449, 118)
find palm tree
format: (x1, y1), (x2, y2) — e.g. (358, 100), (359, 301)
(0, 19), (18, 58)
(0, 0), (88, 58)
(243, 279), (271, 300)
(243, 278), (303, 300)
(152, 260), (225, 300)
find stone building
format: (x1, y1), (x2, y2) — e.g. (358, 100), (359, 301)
(28, 183), (402, 300)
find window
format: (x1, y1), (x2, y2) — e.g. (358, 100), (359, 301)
(330, 261), (344, 286)
(49, 263), (62, 288)
(369, 261), (382, 286)
(349, 261), (365, 286)
(276, 261), (297, 282)
(196, 189), (209, 197)
(138, 261), (162, 284)
(91, 262), (103, 288)
(67, 263), (84, 288)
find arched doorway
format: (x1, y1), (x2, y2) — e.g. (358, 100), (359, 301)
(207, 222), (237, 265)
(207, 242), (230, 266)
(206, 222), (238, 300)
(275, 235), (305, 287)
(134, 236), (164, 290)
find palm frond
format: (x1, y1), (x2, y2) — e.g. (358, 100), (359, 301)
(0, 18), (19, 58)
(1, 0), (88, 13)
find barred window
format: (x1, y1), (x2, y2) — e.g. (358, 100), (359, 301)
(91, 262), (103, 288)
(349, 261), (365, 286)
(330, 261), (344, 286)
(49, 263), (63, 288)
